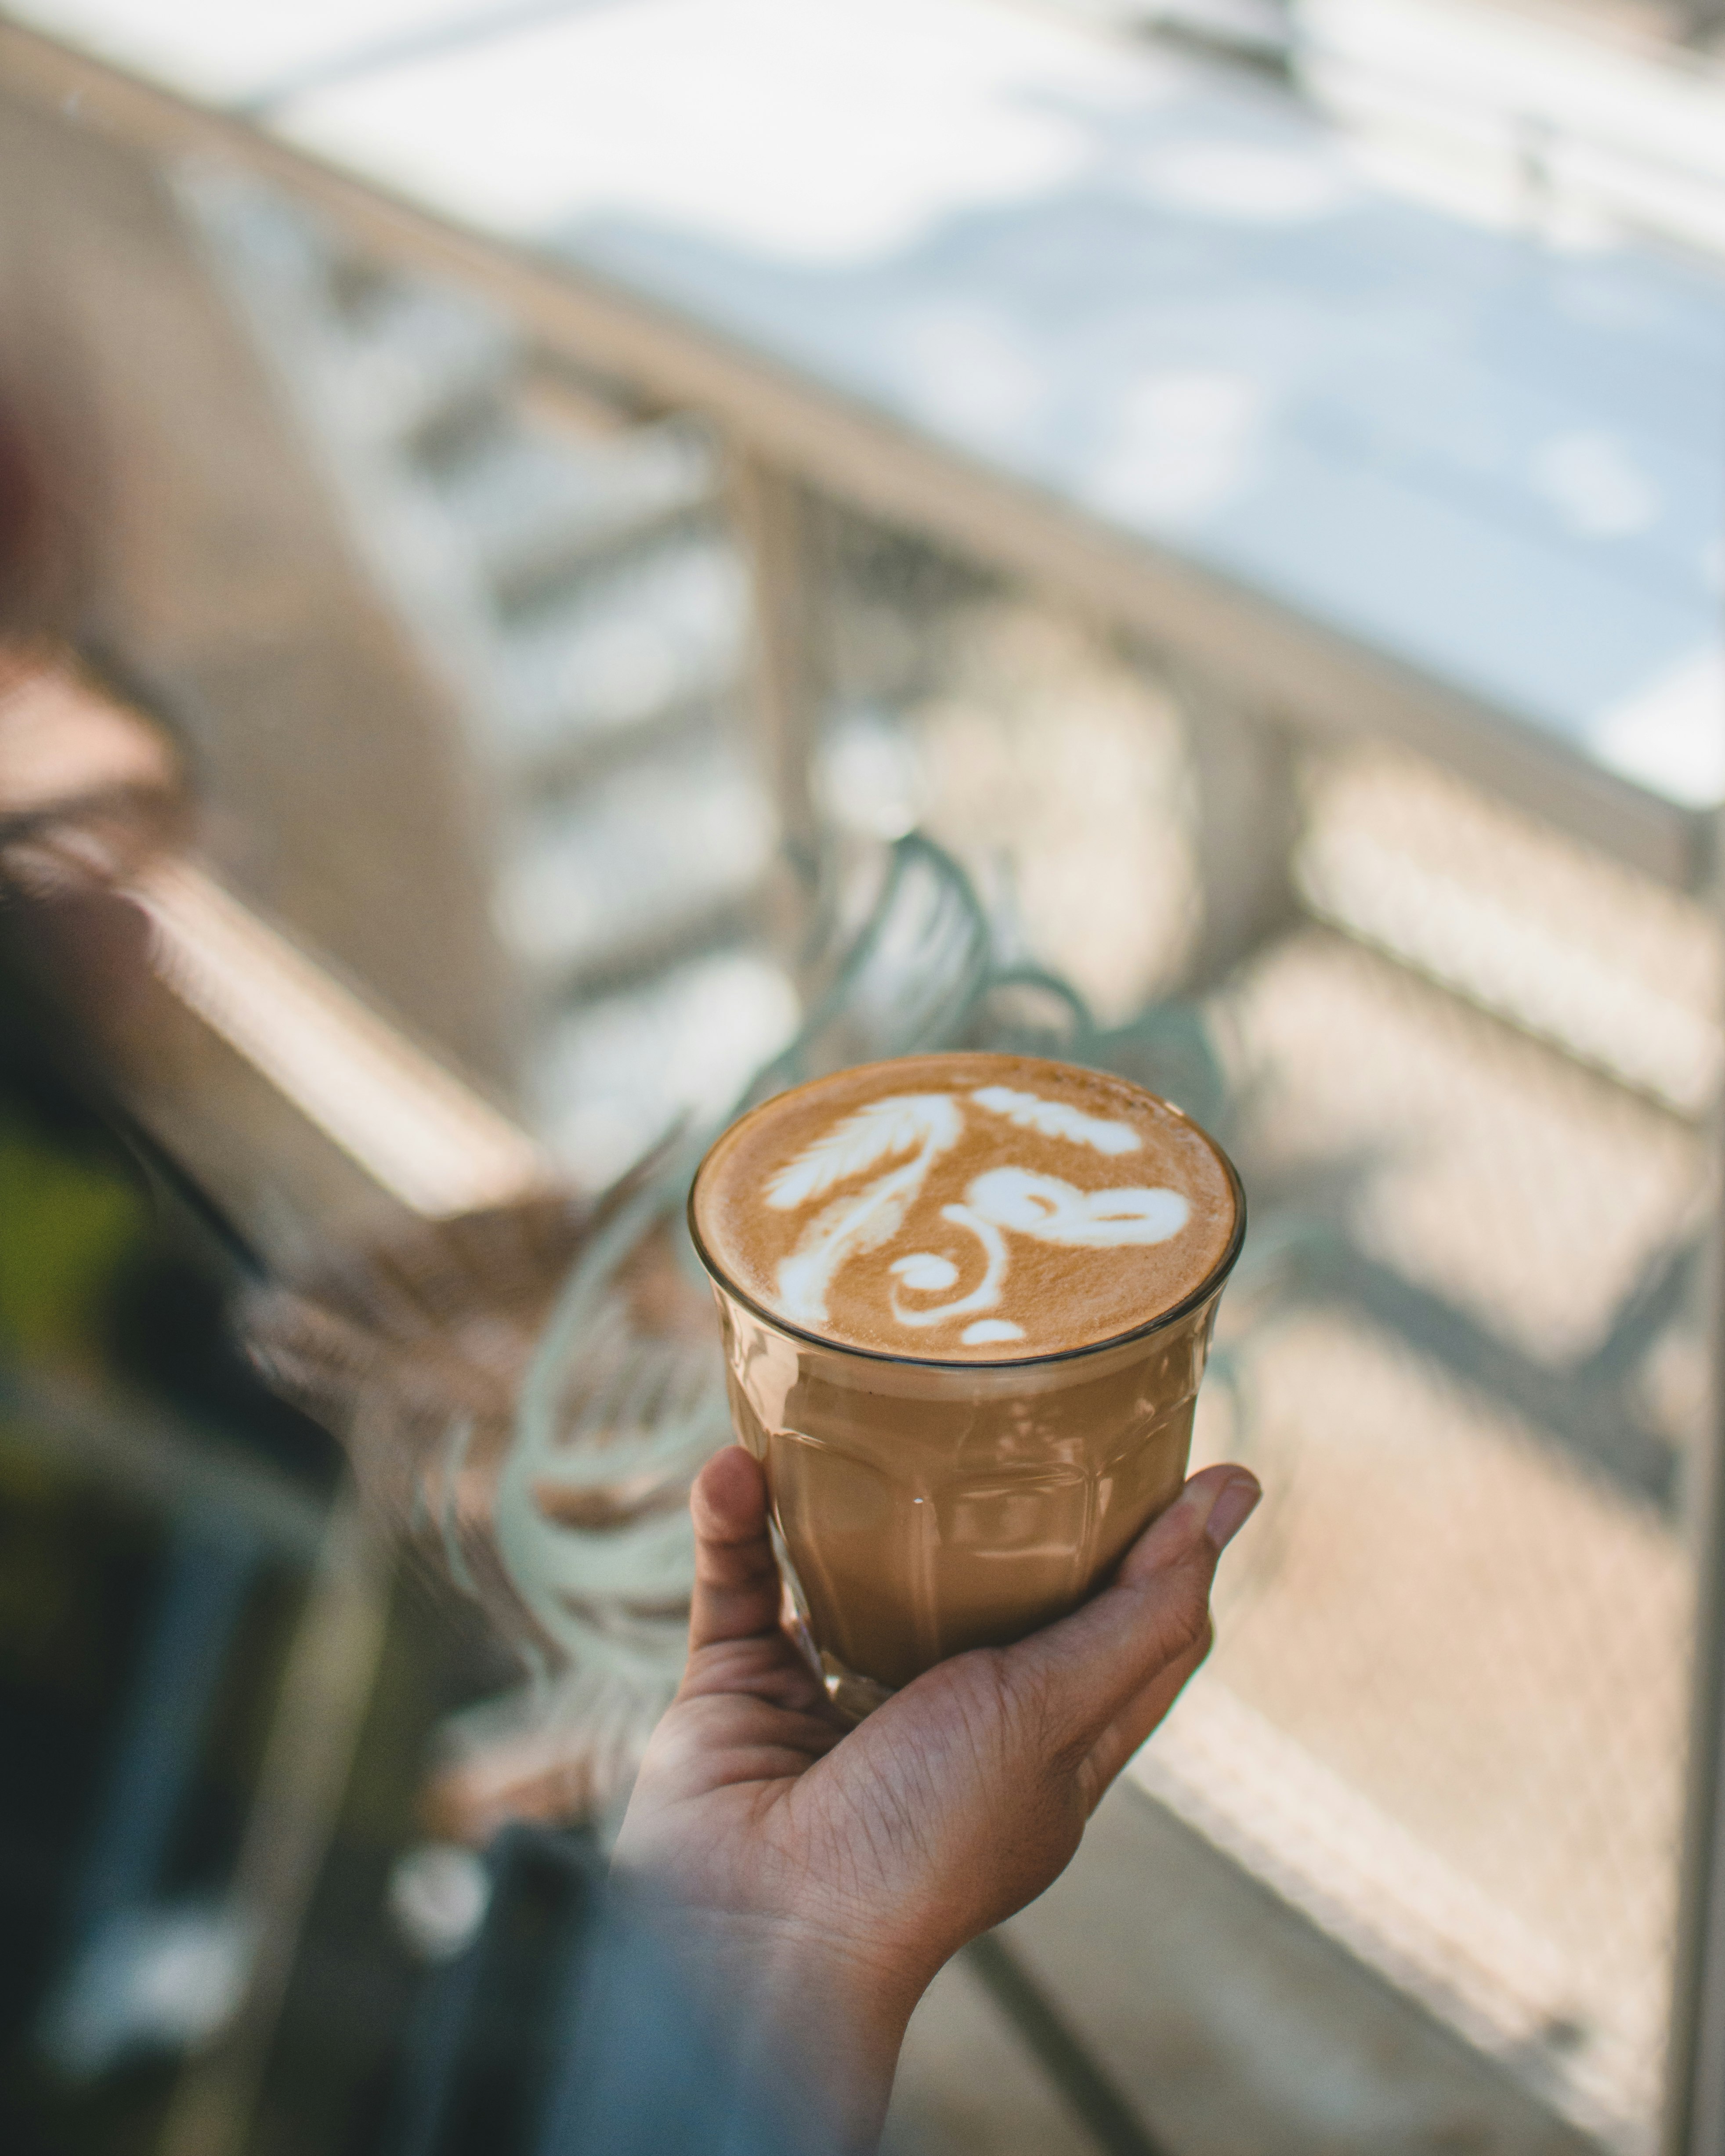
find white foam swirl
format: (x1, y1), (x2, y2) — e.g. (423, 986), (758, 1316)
(972, 1085), (1142, 1156)
(773, 1094), (962, 1325)
(964, 1167), (1189, 1247)
(767, 1093), (962, 1210)
(768, 1086), (1191, 1342)
(889, 1203), (1008, 1328)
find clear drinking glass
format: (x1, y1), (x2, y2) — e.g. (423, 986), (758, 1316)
(688, 1087), (1244, 1719)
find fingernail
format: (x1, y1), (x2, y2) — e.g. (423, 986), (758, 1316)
(1204, 1473), (1261, 1552)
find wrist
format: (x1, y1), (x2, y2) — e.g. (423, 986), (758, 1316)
(631, 1902), (927, 2150)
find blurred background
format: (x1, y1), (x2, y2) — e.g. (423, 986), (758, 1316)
(0, 2), (1722, 2153)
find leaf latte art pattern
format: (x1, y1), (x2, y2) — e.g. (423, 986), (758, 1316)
(765, 1094), (962, 1211)
(768, 1088), (1191, 1344)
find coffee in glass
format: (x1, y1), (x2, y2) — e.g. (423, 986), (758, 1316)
(688, 1052), (1243, 1716)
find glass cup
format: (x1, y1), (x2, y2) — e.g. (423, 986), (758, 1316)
(688, 1081), (1245, 1719)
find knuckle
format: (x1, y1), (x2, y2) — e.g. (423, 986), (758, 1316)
(1152, 1572), (1212, 1664)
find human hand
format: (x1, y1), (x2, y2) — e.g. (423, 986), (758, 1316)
(611, 1445), (1260, 2148)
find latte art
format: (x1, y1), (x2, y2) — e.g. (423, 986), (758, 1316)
(963, 1166), (1190, 1246)
(693, 1054), (1238, 1361)
(771, 1111), (1191, 1339)
(970, 1084), (1144, 1156)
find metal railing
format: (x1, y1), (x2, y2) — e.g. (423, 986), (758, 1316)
(3, 19), (1721, 2153)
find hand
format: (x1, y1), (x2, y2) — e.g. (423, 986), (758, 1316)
(612, 1446), (1260, 2149)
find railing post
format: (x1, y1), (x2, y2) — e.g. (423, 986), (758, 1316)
(731, 450), (823, 875)
(1168, 660), (1302, 989)
(1662, 821), (1725, 2156)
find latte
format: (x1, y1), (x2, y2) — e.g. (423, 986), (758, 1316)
(690, 1055), (1243, 1709)
(691, 1052), (1237, 1361)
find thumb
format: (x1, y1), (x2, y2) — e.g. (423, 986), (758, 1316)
(686, 1445), (783, 1651)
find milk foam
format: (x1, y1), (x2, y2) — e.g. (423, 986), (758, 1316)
(695, 1054), (1238, 1361)
(971, 1085), (1143, 1155)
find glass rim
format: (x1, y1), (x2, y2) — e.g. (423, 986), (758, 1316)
(685, 1074), (1248, 1373)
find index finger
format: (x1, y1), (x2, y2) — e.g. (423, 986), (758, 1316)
(995, 1463), (1259, 1759)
